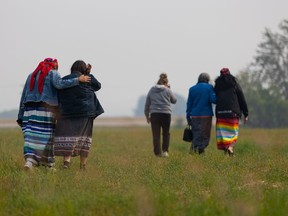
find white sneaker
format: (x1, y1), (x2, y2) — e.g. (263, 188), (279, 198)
(162, 151), (169, 157)
(24, 161), (33, 170)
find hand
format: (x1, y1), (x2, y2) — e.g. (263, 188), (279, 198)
(244, 116), (248, 124)
(86, 64), (92, 74)
(187, 117), (192, 126)
(146, 117), (151, 124)
(53, 62), (59, 70)
(78, 75), (91, 83)
(16, 119), (22, 127)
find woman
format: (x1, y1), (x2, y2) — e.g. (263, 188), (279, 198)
(214, 68), (248, 156)
(144, 73), (177, 157)
(17, 58), (90, 170)
(54, 60), (104, 170)
(186, 73), (216, 155)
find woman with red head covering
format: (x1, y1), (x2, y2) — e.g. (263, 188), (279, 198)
(17, 58), (91, 170)
(214, 68), (248, 156)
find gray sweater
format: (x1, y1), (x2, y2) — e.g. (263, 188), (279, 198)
(144, 84), (177, 118)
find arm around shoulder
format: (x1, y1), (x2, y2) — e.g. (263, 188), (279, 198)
(51, 70), (79, 89)
(90, 74), (102, 91)
(210, 85), (217, 104)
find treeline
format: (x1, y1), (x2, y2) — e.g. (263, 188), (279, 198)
(0, 109), (18, 119)
(237, 19), (288, 128)
(133, 93), (187, 118)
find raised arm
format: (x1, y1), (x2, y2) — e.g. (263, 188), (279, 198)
(90, 75), (102, 91)
(51, 70), (90, 89)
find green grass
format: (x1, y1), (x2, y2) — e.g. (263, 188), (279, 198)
(1, 127), (288, 216)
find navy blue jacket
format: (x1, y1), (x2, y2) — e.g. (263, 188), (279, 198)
(58, 72), (104, 119)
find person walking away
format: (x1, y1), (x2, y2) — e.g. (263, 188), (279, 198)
(186, 73), (216, 155)
(214, 68), (248, 156)
(144, 73), (177, 157)
(17, 58), (91, 170)
(54, 60), (104, 170)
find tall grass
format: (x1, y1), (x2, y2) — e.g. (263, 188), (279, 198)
(1, 127), (288, 216)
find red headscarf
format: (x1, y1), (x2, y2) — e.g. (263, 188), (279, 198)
(220, 68), (230, 75)
(29, 58), (58, 93)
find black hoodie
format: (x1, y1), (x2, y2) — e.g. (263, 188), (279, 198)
(214, 75), (248, 119)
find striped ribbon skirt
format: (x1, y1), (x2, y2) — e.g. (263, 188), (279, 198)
(216, 117), (239, 150)
(22, 105), (57, 166)
(54, 117), (93, 158)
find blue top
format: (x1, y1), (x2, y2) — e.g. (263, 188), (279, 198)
(186, 82), (216, 121)
(18, 70), (79, 119)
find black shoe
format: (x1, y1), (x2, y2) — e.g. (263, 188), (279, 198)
(198, 149), (205, 155)
(80, 164), (86, 171)
(63, 161), (70, 169)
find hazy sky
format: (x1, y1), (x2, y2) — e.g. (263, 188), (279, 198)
(1, 0), (287, 116)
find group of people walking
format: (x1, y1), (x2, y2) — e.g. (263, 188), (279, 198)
(144, 68), (248, 157)
(17, 59), (248, 171)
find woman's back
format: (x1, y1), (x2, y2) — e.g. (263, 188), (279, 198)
(58, 72), (102, 118)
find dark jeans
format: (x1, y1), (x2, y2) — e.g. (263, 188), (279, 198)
(150, 113), (171, 156)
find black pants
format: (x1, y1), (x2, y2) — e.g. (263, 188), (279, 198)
(150, 113), (171, 156)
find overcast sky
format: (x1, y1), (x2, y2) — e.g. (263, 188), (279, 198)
(1, 0), (287, 116)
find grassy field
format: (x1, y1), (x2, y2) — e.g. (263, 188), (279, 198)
(1, 126), (288, 216)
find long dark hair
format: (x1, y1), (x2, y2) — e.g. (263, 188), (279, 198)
(214, 73), (238, 92)
(71, 60), (87, 74)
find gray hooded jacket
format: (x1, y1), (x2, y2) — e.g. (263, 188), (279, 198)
(144, 84), (177, 118)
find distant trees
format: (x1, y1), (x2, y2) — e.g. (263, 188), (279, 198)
(0, 109), (18, 119)
(237, 19), (288, 127)
(134, 93), (187, 117)
(134, 20), (288, 128)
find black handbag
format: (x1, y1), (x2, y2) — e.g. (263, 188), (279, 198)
(182, 125), (193, 142)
